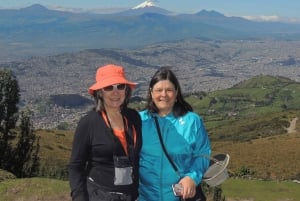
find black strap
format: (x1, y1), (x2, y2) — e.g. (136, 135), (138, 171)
(154, 116), (179, 175)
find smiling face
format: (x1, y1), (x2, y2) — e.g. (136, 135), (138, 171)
(101, 84), (126, 111)
(151, 80), (177, 116)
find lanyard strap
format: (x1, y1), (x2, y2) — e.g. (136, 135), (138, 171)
(103, 110), (134, 157)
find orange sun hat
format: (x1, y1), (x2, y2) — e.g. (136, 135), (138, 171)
(88, 64), (136, 95)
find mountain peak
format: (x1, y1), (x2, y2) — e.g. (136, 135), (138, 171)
(196, 10), (225, 18)
(132, 0), (157, 9)
(21, 4), (49, 11)
(118, 0), (171, 16)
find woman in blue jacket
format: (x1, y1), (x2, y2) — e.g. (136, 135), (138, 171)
(139, 67), (211, 201)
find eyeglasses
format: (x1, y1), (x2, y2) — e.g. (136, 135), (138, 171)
(103, 84), (126, 91)
(151, 88), (176, 94)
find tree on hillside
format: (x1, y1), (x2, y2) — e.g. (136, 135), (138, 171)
(0, 68), (40, 177)
(0, 69), (19, 169)
(9, 110), (40, 177)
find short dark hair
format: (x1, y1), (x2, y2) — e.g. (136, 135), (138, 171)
(146, 67), (193, 117)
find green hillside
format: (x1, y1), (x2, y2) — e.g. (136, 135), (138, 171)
(185, 75), (300, 141)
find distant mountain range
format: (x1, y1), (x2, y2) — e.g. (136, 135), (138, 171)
(0, 4), (300, 62)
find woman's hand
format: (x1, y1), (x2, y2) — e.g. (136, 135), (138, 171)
(179, 176), (196, 199)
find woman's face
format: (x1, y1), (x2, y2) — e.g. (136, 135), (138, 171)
(151, 80), (177, 116)
(101, 84), (126, 110)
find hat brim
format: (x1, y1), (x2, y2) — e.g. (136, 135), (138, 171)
(88, 76), (136, 95)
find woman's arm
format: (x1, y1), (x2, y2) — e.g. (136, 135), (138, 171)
(68, 115), (91, 201)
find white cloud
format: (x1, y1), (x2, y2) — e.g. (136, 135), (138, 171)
(47, 5), (128, 14)
(242, 15), (300, 23)
(47, 5), (86, 13)
(242, 15), (280, 22)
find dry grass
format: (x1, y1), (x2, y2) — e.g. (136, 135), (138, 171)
(35, 117), (300, 180)
(212, 132), (300, 179)
(36, 129), (73, 168)
(0, 178), (71, 201)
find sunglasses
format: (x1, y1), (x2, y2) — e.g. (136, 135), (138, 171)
(103, 84), (126, 91)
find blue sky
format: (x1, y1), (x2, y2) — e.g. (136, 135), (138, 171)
(1, 0), (300, 22)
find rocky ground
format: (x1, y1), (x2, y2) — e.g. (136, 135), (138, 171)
(285, 117), (298, 133)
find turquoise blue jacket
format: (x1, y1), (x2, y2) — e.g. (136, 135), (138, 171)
(139, 110), (211, 201)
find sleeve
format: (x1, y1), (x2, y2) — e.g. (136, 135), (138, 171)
(185, 115), (211, 185)
(68, 115), (91, 201)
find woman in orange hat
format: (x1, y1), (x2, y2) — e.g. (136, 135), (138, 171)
(69, 64), (142, 201)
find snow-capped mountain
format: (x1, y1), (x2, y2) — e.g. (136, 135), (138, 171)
(132, 0), (157, 9)
(118, 0), (172, 16)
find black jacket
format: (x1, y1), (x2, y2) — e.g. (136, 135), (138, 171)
(68, 108), (142, 201)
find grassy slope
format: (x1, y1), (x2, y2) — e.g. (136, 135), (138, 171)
(0, 178), (71, 201)
(187, 75), (300, 143)
(212, 132), (300, 180)
(35, 116), (300, 180)
(36, 129), (73, 170)
(222, 179), (300, 201)
(1, 178), (299, 201)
